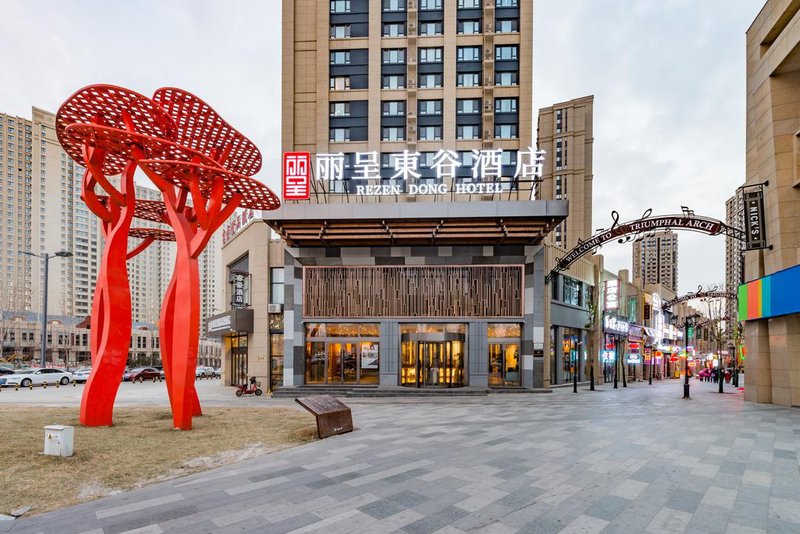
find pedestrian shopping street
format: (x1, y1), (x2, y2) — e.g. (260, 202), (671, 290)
(9, 376), (800, 534)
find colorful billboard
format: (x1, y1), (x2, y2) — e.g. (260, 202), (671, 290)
(738, 264), (800, 321)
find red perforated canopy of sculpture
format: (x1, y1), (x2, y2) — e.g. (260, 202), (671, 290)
(152, 88), (262, 176)
(97, 196), (168, 224)
(138, 159), (280, 211)
(65, 124), (224, 171)
(56, 85), (177, 176)
(129, 228), (175, 242)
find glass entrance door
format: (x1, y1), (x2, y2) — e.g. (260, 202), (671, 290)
(488, 343), (520, 387)
(401, 330), (466, 388)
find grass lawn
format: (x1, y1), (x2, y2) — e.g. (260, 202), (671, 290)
(0, 406), (317, 516)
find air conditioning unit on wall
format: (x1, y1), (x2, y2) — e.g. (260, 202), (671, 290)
(268, 304), (283, 313)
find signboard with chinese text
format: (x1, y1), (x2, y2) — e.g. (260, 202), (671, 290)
(222, 208), (256, 245)
(302, 147), (545, 198)
(604, 280), (619, 311)
(283, 152), (311, 200)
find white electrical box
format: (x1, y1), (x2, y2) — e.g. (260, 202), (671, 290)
(43, 425), (74, 457)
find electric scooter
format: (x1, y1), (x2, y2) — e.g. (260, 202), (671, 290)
(235, 376), (263, 397)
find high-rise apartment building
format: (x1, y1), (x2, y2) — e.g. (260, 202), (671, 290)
(724, 194), (744, 321)
(282, 0), (533, 200)
(632, 230), (679, 293)
(537, 96), (594, 249)
(0, 108), (101, 319)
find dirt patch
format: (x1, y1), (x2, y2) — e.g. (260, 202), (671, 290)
(0, 406), (317, 516)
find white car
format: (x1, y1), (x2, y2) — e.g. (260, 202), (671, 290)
(72, 367), (92, 383)
(2, 368), (73, 387)
(195, 366), (215, 378)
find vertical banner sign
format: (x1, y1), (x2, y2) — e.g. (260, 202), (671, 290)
(743, 189), (766, 250)
(283, 152), (311, 200)
(231, 271), (247, 308)
(604, 280), (619, 311)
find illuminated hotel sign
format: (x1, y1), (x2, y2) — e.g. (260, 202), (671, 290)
(307, 148), (545, 198)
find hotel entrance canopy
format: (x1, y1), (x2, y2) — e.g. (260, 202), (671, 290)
(266, 200), (568, 247)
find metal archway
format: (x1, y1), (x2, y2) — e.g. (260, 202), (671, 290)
(662, 286), (737, 310)
(545, 207), (744, 284)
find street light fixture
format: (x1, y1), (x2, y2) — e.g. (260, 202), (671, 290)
(671, 312), (700, 399)
(19, 250), (73, 367)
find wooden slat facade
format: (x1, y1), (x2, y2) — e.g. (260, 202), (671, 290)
(304, 265), (523, 318)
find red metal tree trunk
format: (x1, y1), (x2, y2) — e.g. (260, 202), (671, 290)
(80, 161), (135, 427)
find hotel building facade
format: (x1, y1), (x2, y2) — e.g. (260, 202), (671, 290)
(212, 0), (616, 392)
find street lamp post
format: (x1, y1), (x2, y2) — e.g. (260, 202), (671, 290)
(681, 314), (699, 399)
(19, 250), (73, 367)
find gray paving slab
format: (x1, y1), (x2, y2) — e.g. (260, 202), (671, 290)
(5, 377), (800, 533)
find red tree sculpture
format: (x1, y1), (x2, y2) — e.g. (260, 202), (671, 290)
(57, 84), (280, 430)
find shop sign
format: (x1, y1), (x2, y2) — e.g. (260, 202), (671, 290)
(602, 350), (615, 362)
(605, 342), (615, 350)
(743, 189), (766, 250)
(207, 314), (232, 333)
(222, 208), (256, 245)
(604, 280), (619, 311)
(231, 270), (248, 308)
(688, 360), (697, 368)
(628, 342), (640, 353)
(311, 148), (545, 197)
(627, 353), (641, 364)
(628, 324), (644, 342)
(603, 315), (629, 335)
(283, 152), (311, 200)
(627, 297), (637, 323)
(652, 293), (662, 311)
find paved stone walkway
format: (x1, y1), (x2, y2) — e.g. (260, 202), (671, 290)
(7, 377), (800, 534)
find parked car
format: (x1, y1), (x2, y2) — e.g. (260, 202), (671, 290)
(212, 367), (222, 378)
(72, 367), (92, 383)
(124, 367), (161, 382)
(195, 366), (215, 378)
(2, 368), (72, 387)
(0, 367), (16, 376)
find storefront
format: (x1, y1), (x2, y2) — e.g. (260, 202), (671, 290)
(206, 308), (254, 386)
(602, 314), (630, 382)
(266, 201), (566, 390)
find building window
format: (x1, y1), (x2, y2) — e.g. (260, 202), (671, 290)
(382, 48), (406, 64)
(563, 277), (582, 306)
(457, 73), (481, 87)
(496, 19), (518, 33)
(456, 99), (481, 114)
(419, 73), (443, 88)
(382, 23), (406, 36)
(457, 125), (480, 140)
(495, 45), (518, 60)
(418, 100), (443, 115)
(383, 0), (406, 11)
(495, 71), (518, 86)
(330, 102), (351, 117)
(330, 76), (351, 90)
(494, 124), (517, 139)
(555, 108), (567, 133)
(457, 20), (481, 34)
(382, 127), (406, 141)
(270, 267), (284, 305)
(458, 0), (481, 7)
(330, 24), (351, 38)
(495, 98), (517, 113)
(496, 0), (518, 6)
(330, 51), (351, 65)
(419, 47), (443, 63)
(418, 126), (443, 141)
(555, 137), (567, 170)
(329, 128), (350, 142)
(382, 74), (406, 89)
(457, 46), (481, 62)
(382, 101), (406, 116)
(330, 0), (351, 13)
(420, 0), (443, 9)
(423, 21), (446, 37)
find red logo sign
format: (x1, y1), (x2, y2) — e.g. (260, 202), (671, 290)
(283, 152), (311, 200)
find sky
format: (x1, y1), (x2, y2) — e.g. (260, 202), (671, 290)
(0, 0), (765, 294)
